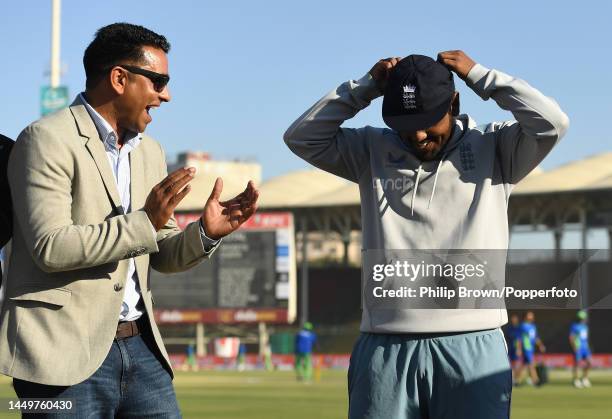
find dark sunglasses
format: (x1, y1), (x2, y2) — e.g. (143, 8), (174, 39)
(117, 65), (170, 92)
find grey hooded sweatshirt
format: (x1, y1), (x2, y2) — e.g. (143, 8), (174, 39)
(283, 63), (569, 333)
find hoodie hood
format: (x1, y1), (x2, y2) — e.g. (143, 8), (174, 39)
(401, 113), (471, 160)
(406, 114), (471, 215)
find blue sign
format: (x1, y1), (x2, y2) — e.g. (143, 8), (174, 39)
(40, 86), (69, 116)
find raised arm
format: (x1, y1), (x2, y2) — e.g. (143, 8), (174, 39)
(283, 58), (401, 183)
(439, 50), (570, 184)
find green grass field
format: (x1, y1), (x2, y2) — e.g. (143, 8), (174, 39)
(1, 369), (611, 418)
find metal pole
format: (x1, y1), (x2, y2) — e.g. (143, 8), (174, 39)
(300, 217), (309, 326)
(258, 322), (268, 356)
(342, 213), (351, 266)
(554, 228), (563, 261)
(342, 237), (350, 266)
(580, 210), (588, 251)
(50, 0), (61, 88)
(195, 322), (206, 356)
(580, 209), (588, 310)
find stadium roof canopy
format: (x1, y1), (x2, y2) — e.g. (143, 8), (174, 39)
(254, 152), (612, 245)
(177, 153), (612, 251)
(510, 152), (612, 195)
(257, 152), (612, 209)
(256, 169), (353, 208)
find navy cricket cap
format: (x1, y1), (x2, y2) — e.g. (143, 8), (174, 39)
(382, 55), (455, 132)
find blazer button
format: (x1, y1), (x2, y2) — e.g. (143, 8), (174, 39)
(114, 283), (123, 292)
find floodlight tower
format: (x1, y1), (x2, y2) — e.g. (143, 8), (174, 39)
(50, 0), (61, 88)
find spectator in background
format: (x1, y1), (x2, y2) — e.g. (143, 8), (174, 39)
(517, 311), (546, 386)
(570, 310), (592, 388)
(237, 342), (247, 371)
(295, 322), (317, 381)
(186, 343), (198, 372)
(505, 313), (523, 385)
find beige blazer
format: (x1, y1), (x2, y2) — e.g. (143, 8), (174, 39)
(0, 96), (213, 385)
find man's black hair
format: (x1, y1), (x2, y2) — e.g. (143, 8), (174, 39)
(83, 22), (170, 89)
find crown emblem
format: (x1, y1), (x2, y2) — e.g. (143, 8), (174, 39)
(403, 84), (416, 93)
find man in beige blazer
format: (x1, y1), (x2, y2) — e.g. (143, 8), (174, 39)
(0, 23), (258, 417)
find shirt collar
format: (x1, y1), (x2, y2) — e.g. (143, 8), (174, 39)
(79, 93), (142, 151)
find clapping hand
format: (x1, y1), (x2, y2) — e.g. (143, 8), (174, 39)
(201, 178), (259, 240)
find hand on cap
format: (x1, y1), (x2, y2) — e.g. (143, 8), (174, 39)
(437, 50), (476, 80)
(369, 57), (402, 92)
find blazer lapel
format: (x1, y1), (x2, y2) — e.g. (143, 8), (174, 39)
(70, 97), (123, 214)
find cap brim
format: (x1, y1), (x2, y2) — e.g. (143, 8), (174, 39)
(383, 98), (452, 132)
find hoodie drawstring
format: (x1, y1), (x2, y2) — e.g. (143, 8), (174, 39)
(428, 151), (448, 210)
(410, 164), (422, 216)
(410, 152), (447, 216)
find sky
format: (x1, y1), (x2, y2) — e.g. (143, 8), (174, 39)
(1, 0), (610, 181)
(1, 1), (611, 249)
